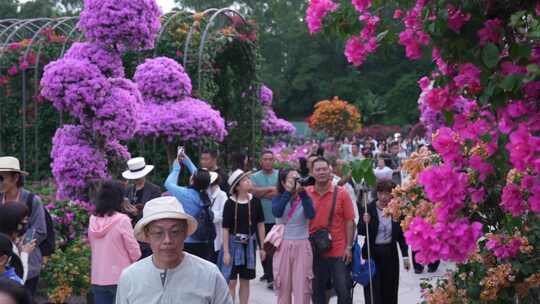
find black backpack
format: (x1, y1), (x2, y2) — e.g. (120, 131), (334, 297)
(25, 193), (56, 256)
(191, 200), (217, 242)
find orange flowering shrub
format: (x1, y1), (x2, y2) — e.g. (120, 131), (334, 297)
(309, 96), (361, 138)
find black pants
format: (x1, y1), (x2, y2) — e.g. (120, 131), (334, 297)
(261, 223), (274, 281)
(184, 242), (213, 262)
(412, 250), (440, 272)
(312, 256), (352, 304)
(363, 244), (399, 304)
(24, 276), (39, 295)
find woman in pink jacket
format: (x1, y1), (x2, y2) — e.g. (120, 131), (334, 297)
(88, 180), (141, 304)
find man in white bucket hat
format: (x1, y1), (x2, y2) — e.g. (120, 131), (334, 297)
(116, 196), (232, 304)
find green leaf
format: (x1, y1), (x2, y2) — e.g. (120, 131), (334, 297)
(527, 64), (540, 75)
(444, 110), (454, 125)
(509, 44), (531, 60)
(500, 74), (525, 92)
(482, 43), (500, 68)
(364, 170), (376, 187)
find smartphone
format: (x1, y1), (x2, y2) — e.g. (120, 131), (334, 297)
(177, 146), (184, 156)
(23, 228), (35, 244)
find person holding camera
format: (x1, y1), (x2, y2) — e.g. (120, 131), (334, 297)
(306, 157), (355, 304)
(271, 169), (315, 304)
(165, 149), (216, 262)
(221, 169), (266, 304)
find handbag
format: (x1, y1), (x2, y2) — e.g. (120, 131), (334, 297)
(309, 186), (338, 254)
(351, 239), (376, 286)
(263, 196), (301, 255)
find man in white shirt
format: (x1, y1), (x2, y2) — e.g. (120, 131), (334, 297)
(374, 157), (393, 182)
(116, 196), (232, 304)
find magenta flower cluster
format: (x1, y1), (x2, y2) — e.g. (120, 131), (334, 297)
(260, 84), (273, 106)
(64, 42), (125, 78)
(51, 126), (109, 200)
(137, 97), (227, 142)
(397, 0), (430, 60)
(418, 164), (469, 222)
(405, 217), (483, 264)
(344, 13), (379, 67)
(485, 234), (524, 260)
(133, 57), (193, 104)
(306, 0), (339, 34)
(77, 0), (161, 51)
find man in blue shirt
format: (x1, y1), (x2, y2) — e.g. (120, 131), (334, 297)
(250, 151), (278, 289)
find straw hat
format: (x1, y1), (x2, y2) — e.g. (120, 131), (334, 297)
(0, 157), (28, 176)
(227, 169), (251, 195)
(134, 196), (198, 242)
(122, 157), (154, 180)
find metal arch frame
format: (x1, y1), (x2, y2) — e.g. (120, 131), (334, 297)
(196, 8), (249, 90)
(0, 8), (256, 175)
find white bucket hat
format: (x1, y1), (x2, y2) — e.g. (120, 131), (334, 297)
(227, 169), (251, 195)
(0, 157), (28, 176)
(122, 157), (154, 180)
(134, 196), (198, 242)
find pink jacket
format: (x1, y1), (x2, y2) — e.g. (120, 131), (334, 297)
(88, 212), (141, 285)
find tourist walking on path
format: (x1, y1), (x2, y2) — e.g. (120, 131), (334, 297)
(0, 157), (47, 295)
(88, 180), (141, 304)
(221, 169), (267, 304)
(358, 180), (410, 304)
(116, 196), (231, 304)
(209, 172), (228, 264)
(307, 157), (355, 304)
(0, 203), (37, 284)
(271, 169), (315, 304)
(251, 151), (279, 288)
(165, 151), (216, 261)
(122, 157), (161, 258)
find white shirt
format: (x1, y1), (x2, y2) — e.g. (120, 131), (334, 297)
(374, 166), (393, 181)
(375, 207), (392, 245)
(116, 253), (232, 304)
(210, 187), (228, 251)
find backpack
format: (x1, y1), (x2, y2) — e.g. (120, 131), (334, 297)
(25, 193), (56, 256)
(190, 200), (217, 242)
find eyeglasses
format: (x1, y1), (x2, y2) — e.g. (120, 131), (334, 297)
(146, 227), (185, 242)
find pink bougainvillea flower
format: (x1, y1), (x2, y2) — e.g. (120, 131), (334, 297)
(7, 65), (18, 76)
(393, 9), (403, 19)
(477, 19), (502, 46)
(418, 164), (469, 221)
(424, 86), (456, 112)
(306, 0), (339, 34)
(506, 123), (540, 173)
(454, 63), (482, 94)
(352, 0), (372, 13)
(486, 234), (524, 259)
(432, 127), (463, 164)
(500, 61), (527, 76)
(446, 4), (471, 33)
(344, 13), (379, 67)
(468, 155), (494, 182)
(469, 187), (486, 204)
(501, 183), (528, 216)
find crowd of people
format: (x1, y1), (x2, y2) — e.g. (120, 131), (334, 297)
(0, 132), (433, 304)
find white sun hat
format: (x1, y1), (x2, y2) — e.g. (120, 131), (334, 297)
(0, 157), (28, 176)
(122, 157), (154, 180)
(134, 196), (198, 242)
(227, 169), (252, 195)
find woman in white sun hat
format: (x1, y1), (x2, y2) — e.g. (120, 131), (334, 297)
(116, 196), (232, 304)
(220, 169), (266, 304)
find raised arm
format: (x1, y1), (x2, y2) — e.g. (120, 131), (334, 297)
(272, 191), (292, 218)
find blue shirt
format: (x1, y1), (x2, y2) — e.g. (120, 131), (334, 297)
(272, 191), (315, 240)
(164, 157), (205, 243)
(251, 170), (278, 223)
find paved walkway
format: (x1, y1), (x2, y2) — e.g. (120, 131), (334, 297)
(248, 252), (454, 304)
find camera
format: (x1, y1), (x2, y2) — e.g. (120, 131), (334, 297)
(234, 233), (249, 244)
(295, 176), (315, 187)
